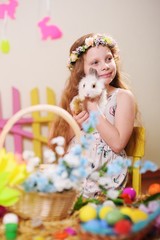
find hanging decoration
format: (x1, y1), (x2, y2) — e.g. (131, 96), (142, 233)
(0, 0), (19, 54)
(0, 13), (10, 53)
(38, 0), (62, 41)
(0, 0), (18, 19)
(38, 16), (62, 40)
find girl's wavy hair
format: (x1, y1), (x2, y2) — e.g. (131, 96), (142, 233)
(48, 33), (139, 152)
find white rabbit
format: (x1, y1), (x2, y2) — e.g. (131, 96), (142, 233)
(70, 69), (107, 114)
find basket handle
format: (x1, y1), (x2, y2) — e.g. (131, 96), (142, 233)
(0, 104), (81, 149)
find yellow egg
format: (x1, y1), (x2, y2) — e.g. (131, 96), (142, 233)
(120, 207), (133, 217)
(79, 205), (97, 222)
(99, 206), (113, 219)
(130, 209), (148, 223)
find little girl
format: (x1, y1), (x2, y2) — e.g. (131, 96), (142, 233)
(49, 33), (138, 198)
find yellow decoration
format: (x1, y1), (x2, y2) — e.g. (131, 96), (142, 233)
(30, 88), (56, 159)
(0, 40), (10, 53)
(99, 206), (113, 219)
(0, 149), (29, 206)
(130, 209), (148, 223)
(120, 206), (133, 217)
(79, 205), (97, 222)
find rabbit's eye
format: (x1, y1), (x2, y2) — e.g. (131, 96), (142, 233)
(83, 84), (85, 88)
(92, 84), (96, 88)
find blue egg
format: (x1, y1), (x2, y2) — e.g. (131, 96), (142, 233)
(99, 219), (108, 228)
(132, 220), (148, 232)
(81, 220), (105, 235)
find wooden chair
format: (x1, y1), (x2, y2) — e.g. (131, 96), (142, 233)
(125, 127), (145, 195)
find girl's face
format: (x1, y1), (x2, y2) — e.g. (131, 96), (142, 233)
(83, 45), (116, 86)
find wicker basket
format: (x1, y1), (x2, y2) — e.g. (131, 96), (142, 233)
(78, 220), (155, 240)
(0, 104), (81, 221)
(10, 189), (77, 221)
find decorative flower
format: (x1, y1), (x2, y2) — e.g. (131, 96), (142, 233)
(0, 149), (29, 206)
(68, 34), (116, 70)
(70, 52), (78, 63)
(85, 37), (94, 47)
(133, 160), (158, 173)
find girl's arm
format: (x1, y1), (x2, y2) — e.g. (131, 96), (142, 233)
(86, 89), (136, 153)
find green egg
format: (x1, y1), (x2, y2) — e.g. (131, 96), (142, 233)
(1, 40), (10, 53)
(105, 209), (124, 225)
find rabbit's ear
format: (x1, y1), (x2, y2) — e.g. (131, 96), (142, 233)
(89, 68), (98, 77)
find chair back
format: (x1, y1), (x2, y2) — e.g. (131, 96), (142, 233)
(125, 127), (145, 195)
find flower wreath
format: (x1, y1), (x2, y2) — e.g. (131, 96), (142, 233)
(67, 34), (116, 70)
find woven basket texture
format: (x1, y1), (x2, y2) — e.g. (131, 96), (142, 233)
(78, 220), (155, 240)
(10, 189), (77, 221)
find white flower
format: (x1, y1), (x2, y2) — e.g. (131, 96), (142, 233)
(22, 150), (35, 160)
(50, 136), (65, 146)
(26, 157), (40, 172)
(85, 37), (94, 47)
(54, 178), (73, 192)
(63, 153), (80, 168)
(55, 146), (64, 156)
(42, 165), (57, 180)
(107, 189), (120, 199)
(43, 149), (56, 163)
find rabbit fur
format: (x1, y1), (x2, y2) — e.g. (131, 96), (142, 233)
(70, 69), (107, 115)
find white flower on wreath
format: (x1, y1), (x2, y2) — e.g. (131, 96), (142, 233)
(85, 37), (94, 47)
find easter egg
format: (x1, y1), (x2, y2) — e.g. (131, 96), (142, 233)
(120, 207), (133, 218)
(130, 209), (148, 223)
(105, 209), (124, 225)
(148, 183), (160, 195)
(114, 219), (132, 234)
(103, 200), (116, 207)
(79, 205), (97, 222)
(53, 230), (68, 239)
(0, 40), (10, 53)
(64, 227), (77, 236)
(122, 187), (136, 200)
(81, 219), (105, 234)
(3, 213), (18, 224)
(99, 206), (113, 220)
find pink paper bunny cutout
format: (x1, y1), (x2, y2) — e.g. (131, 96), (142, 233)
(38, 16), (63, 40)
(0, 0), (18, 19)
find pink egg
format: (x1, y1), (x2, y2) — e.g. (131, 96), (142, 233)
(122, 187), (136, 200)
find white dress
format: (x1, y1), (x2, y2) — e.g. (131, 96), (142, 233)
(69, 88), (128, 198)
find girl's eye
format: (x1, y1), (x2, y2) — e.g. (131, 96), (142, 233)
(92, 60), (98, 65)
(106, 56), (112, 61)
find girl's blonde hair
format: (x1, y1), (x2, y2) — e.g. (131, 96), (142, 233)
(48, 33), (139, 151)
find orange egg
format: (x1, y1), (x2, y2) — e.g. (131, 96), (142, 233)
(148, 183), (160, 195)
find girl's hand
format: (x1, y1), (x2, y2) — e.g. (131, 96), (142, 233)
(72, 110), (89, 129)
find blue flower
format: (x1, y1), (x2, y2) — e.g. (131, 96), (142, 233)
(107, 163), (123, 176)
(70, 144), (82, 156)
(82, 111), (99, 133)
(140, 160), (158, 173)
